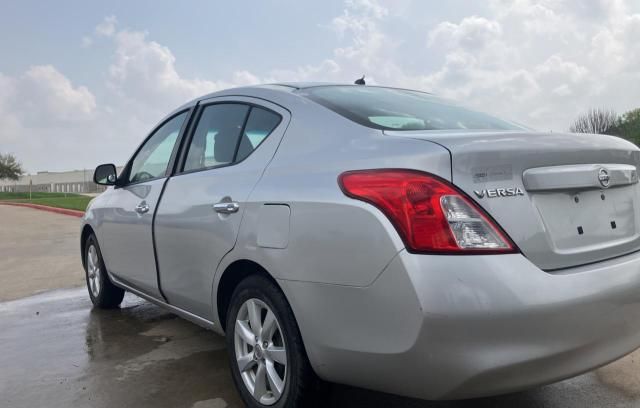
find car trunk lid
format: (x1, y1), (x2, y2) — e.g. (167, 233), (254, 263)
(385, 130), (640, 270)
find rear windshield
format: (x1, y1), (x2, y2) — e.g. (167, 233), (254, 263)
(300, 86), (523, 131)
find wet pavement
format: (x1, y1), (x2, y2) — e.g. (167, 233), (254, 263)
(2, 288), (640, 407)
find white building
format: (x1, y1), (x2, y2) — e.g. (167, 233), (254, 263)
(0, 167), (123, 193)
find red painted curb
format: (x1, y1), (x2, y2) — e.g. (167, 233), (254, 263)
(0, 202), (85, 218)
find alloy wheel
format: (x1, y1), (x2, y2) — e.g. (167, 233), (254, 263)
(234, 298), (288, 405)
(86, 245), (101, 298)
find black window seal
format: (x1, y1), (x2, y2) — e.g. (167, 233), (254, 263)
(166, 106), (199, 178)
(232, 106), (253, 162)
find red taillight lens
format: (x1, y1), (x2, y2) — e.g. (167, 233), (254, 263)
(339, 169), (517, 254)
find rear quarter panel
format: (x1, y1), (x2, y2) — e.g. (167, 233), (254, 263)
(217, 98), (452, 288)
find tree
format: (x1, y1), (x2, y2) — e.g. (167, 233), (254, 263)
(0, 153), (25, 181)
(613, 108), (640, 144)
(569, 108), (619, 135)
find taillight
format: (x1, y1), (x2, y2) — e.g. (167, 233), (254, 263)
(338, 169), (517, 254)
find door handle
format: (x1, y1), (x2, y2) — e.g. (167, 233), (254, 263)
(135, 201), (150, 214)
(213, 201), (240, 214)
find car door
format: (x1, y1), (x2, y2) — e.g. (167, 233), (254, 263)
(154, 97), (290, 319)
(100, 110), (190, 298)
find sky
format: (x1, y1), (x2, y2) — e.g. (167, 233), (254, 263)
(1, 0), (639, 172)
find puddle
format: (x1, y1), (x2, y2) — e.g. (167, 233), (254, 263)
(192, 398), (229, 408)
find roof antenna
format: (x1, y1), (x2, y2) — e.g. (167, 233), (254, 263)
(354, 75), (366, 85)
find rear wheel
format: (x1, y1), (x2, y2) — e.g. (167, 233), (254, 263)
(84, 234), (124, 308)
(225, 275), (323, 407)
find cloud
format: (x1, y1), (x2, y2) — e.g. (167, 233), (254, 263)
(590, 12), (640, 73)
(329, 0), (394, 76)
(92, 0), (391, 114)
(108, 29), (222, 109)
(0, 73), (21, 143)
(0, 65), (95, 128)
(100, 6), (363, 113)
(81, 36), (93, 48)
(269, 60), (341, 82)
(264, 0), (396, 85)
(412, 0), (640, 130)
(24, 66), (95, 119)
(429, 17), (502, 50)
(95, 15), (117, 37)
(0, 65), (98, 170)
(3, 0), (640, 172)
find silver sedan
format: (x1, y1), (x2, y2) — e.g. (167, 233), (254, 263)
(81, 83), (640, 407)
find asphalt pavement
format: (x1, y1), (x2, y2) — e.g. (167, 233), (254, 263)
(0, 205), (84, 301)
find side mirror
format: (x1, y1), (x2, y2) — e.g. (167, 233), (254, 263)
(94, 164), (118, 186)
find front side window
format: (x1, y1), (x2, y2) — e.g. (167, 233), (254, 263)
(128, 111), (187, 184)
(300, 86), (524, 131)
(183, 104), (281, 172)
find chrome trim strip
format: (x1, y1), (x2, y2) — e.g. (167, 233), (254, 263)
(523, 164), (638, 191)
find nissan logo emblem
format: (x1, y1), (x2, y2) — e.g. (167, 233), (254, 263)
(598, 168), (610, 188)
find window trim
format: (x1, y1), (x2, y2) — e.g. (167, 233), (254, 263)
(175, 101), (283, 176)
(117, 109), (193, 188)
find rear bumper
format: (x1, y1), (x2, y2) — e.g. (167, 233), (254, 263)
(279, 250), (640, 400)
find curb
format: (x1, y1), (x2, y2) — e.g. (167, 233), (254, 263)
(0, 202), (85, 218)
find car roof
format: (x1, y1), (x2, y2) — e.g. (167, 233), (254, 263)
(269, 82), (352, 90)
(171, 82), (353, 111)
(170, 82), (435, 119)
(190, 82), (433, 103)
(196, 82), (354, 100)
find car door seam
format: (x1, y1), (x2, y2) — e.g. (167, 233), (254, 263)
(210, 108), (293, 302)
(151, 177), (172, 303)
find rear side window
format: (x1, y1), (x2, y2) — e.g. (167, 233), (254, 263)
(299, 86), (523, 131)
(236, 107), (281, 162)
(184, 104), (249, 172)
(183, 103), (281, 172)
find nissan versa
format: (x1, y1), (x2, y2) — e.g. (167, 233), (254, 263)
(81, 83), (640, 407)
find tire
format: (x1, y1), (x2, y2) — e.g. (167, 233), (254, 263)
(225, 274), (323, 408)
(84, 233), (125, 309)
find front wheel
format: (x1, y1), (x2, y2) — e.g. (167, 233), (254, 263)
(226, 275), (323, 407)
(84, 234), (125, 308)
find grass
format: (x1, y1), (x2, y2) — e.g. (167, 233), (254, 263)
(0, 192), (85, 200)
(0, 192), (92, 211)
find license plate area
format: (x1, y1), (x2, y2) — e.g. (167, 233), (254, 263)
(532, 186), (638, 252)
